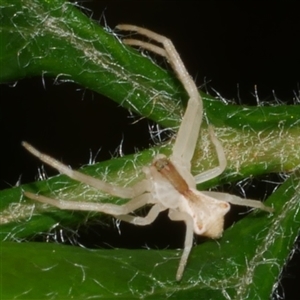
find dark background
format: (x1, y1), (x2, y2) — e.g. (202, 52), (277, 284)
(1, 1), (299, 298)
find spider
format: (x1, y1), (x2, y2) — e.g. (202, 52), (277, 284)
(22, 25), (273, 281)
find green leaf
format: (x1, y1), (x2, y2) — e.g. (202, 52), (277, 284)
(2, 172), (300, 299)
(1, 0), (300, 299)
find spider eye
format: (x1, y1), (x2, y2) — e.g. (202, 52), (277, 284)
(154, 157), (169, 171)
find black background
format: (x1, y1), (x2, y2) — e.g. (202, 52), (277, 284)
(1, 1), (299, 298)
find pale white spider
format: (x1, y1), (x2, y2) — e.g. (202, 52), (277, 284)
(22, 25), (273, 281)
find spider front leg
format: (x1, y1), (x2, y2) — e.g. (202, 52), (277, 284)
(22, 142), (150, 199)
(116, 25), (203, 184)
(22, 142), (156, 215)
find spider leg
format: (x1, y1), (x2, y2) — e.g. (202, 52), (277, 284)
(116, 25), (203, 173)
(194, 125), (227, 184)
(22, 142), (149, 199)
(202, 191), (274, 213)
(24, 191), (155, 215)
(168, 210), (194, 281)
(115, 203), (166, 225)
